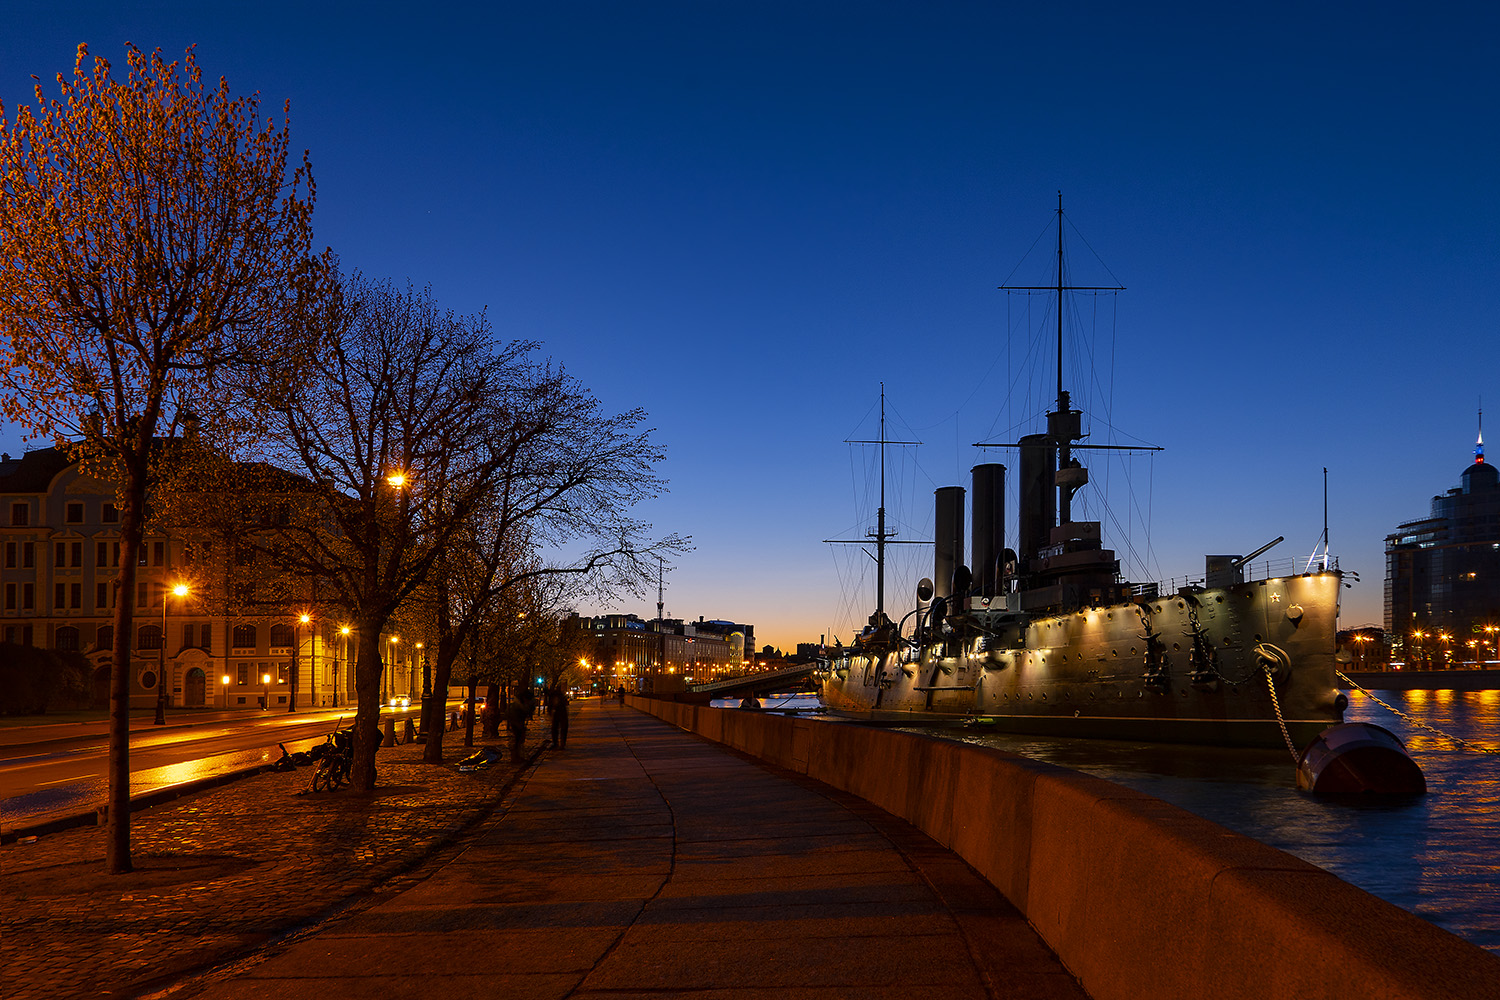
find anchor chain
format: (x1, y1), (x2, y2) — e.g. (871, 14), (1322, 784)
(1261, 667), (1300, 763)
(1337, 670), (1500, 755)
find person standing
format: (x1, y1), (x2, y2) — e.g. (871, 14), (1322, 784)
(548, 686), (570, 749)
(505, 685), (529, 763)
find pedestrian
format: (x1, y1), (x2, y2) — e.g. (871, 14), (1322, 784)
(616, 684), (626, 704)
(505, 685), (529, 763)
(548, 686), (570, 749)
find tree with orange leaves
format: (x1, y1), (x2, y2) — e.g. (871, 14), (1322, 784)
(0, 44), (320, 873)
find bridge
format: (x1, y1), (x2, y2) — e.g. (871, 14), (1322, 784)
(687, 663), (821, 698)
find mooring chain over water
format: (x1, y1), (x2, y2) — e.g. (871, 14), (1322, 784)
(1337, 671), (1500, 755)
(1261, 667), (1301, 763)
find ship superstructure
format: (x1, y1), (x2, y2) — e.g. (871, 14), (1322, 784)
(822, 201), (1346, 747)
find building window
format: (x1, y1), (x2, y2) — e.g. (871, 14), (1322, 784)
(65, 502), (83, 524)
(70, 583), (81, 609)
(56, 626), (79, 652)
(55, 542), (66, 566)
(183, 623), (194, 648)
(4, 542), (13, 568)
(277, 662), (288, 683)
(71, 542), (82, 567)
(22, 542), (33, 568)
(54, 583), (65, 609)
(5, 584), (14, 610)
(97, 625), (113, 650)
(21, 624), (31, 646)
(103, 503), (118, 523)
(138, 625), (162, 650)
(22, 583), (32, 609)
(153, 541), (164, 566)
(233, 624), (257, 649)
(4, 626), (14, 643)
(201, 623), (211, 650)
(237, 662), (249, 685)
(138, 582), (148, 609)
(112, 542), (119, 567)
(96, 582), (108, 609)
(10, 503), (28, 526)
(269, 623), (292, 647)
(97, 541), (107, 566)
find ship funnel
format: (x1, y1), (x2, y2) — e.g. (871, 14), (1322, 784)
(1018, 433), (1056, 567)
(971, 464), (1005, 598)
(934, 486), (966, 600)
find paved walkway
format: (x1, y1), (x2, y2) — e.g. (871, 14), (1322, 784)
(177, 704), (1088, 1000)
(1, 726), (544, 1000)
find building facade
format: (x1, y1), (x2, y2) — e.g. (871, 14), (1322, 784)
(0, 447), (422, 709)
(568, 613), (750, 694)
(1385, 431), (1500, 667)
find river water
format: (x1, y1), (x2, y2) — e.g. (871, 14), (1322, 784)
(923, 688), (1500, 955)
(719, 689), (1500, 953)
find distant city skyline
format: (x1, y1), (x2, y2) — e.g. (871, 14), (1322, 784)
(3, 2), (1497, 650)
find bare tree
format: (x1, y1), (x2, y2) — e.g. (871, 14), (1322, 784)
(0, 44), (316, 872)
(415, 371), (686, 762)
(248, 273), (577, 790)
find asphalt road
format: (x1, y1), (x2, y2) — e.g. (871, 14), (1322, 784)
(0, 705), (432, 832)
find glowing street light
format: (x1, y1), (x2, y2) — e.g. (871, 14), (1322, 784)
(154, 582), (190, 725)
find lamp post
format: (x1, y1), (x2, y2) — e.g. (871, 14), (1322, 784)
(290, 613), (310, 713)
(221, 673), (230, 709)
(386, 636), (399, 706)
(262, 671), (271, 711)
(1486, 626), (1498, 669)
(154, 582), (189, 725)
(336, 625), (351, 706)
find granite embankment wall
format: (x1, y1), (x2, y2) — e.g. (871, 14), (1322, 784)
(627, 697), (1500, 1000)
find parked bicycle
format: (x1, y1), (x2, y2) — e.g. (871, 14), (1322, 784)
(311, 719), (354, 792)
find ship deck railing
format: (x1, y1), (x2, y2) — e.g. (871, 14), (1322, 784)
(1139, 555), (1339, 597)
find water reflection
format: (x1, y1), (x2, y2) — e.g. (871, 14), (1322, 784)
(912, 689), (1500, 954)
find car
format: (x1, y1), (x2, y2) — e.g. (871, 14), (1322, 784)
(388, 694), (411, 708)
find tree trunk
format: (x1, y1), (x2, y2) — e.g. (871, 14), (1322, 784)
(349, 626), (385, 790)
(483, 682), (500, 738)
(106, 467), (149, 874)
(423, 656), (452, 763)
(465, 678), (476, 747)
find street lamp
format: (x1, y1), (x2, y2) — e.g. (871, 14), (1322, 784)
(154, 582), (190, 725)
(386, 635), (399, 705)
(221, 673), (230, 709)
(262, 672), (271, 711)
(290, 613), (311, 714)
(336, 625), (351, 706)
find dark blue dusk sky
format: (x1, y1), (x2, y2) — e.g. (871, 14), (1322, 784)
(3, 2), (1497, 648)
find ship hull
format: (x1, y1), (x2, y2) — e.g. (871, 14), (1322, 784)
(822, 571), (1345, 750)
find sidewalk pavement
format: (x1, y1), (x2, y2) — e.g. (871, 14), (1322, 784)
(1, 726), (544, 1000)
(177, 703), (1089, 1000)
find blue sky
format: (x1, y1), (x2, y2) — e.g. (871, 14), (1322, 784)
(3, 2), (1497, 649)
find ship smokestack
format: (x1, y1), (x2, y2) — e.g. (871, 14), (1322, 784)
(970, 464), (1005, 598)
(1018, 433), (1055, 568)
(933, 486), (966, 601)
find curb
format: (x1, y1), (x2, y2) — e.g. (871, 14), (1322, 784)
(1, 762), (272, 844)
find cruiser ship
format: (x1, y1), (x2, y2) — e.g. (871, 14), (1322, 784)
(821, 202), (1347, 749)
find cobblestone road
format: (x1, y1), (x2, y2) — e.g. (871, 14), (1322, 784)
(1, 730), (545, 1000)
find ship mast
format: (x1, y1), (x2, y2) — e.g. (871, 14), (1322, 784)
(877, 384), (888, 616)
(825, 383), (923, 623)
(1054, 193), (1074, 525)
